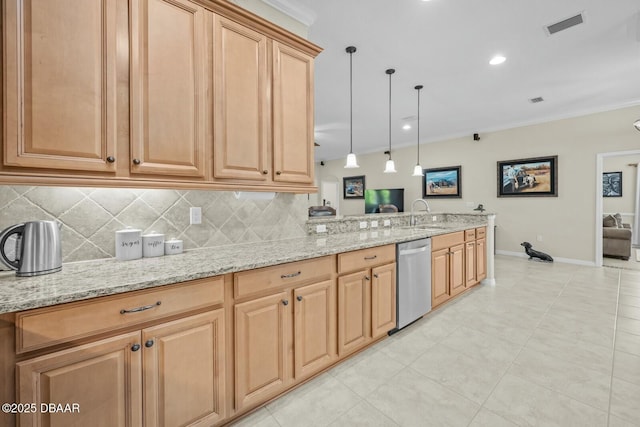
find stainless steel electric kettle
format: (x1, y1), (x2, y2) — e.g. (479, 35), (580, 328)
(0, 220), (62, 276)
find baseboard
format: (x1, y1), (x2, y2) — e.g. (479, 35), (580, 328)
(496, 250), (597, 267)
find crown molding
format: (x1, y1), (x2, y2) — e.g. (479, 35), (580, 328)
(261, 0), (316, 26)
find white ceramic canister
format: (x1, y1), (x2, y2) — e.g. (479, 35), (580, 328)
(164, 239), (183, 255)
(142, 232), (165, 258)
(115, 228), (142, 261)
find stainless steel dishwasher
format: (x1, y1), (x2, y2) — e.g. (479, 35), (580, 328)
(393, 238), (432, 333)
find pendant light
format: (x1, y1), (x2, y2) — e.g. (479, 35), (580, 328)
(383, 68), (397, 173)
(344, 46), (359, 168)
(412, 85), (424, 176)
(634, 118), (640, 132)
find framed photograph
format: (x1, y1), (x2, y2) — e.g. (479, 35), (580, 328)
(423, 166), (461, 198)
(343, 175), (365, 199)
(603, 171), (622, 197)
(497, 155), (558, 197)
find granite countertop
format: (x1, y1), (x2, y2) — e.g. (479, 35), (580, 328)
(0, 221), (487, 314)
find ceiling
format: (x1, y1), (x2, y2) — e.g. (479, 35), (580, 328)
(289, 0), (640, 162)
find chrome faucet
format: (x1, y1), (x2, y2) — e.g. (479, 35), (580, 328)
(410, 199), (430, 226)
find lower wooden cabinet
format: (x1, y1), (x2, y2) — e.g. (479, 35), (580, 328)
(234, 279), (337, 411)
(371, 263), (396, 339)
(476, 237), (487, 282)
(17, 310), (225, 427)
(465, 240), (477, 287)
(337, 271), (370, 356)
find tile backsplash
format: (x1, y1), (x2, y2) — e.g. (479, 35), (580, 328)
(0, 186), (308, 264)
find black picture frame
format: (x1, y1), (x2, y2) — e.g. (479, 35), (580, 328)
(603, 171), (622, 197)
(422, 166), (462, 198)
(497, 155), (558, 197)
(343, 175), (365, 199)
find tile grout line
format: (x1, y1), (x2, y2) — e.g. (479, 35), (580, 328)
(606, 269), (622, 427)
(466, 273), (574, 427)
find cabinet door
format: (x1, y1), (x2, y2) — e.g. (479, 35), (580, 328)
(449, 243), (466, 297)
(293, 280), (336, 379)
(337, 270), (370, 356)
(213, 16), (269, 181)
(3, 0), (118, 172)
(371, 263), (396, 339)
(234, 291), (289, 410)
(431, 248), (450, 307)
(130, 0), (207, 177)
(272, 41), (314, 184)
(17, 332), (142, 427)
(476, 238), (487, 282)
(142, 310), (225, 427)
(465, 241), (476, 288)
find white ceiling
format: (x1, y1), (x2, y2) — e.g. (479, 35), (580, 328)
(290, 0), (640, 162)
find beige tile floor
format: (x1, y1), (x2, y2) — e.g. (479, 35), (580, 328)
(231, 255), (640, 427)
(602, 249), (640, 271)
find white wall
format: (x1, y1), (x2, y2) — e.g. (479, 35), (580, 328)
(603, 154), (640, 221)
(228, 0), (308, 37)
(316, 105), (640, 263)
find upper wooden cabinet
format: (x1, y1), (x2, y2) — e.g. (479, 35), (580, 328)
(213, 16), (269, 181)
(130, 0), (208, 178)
(3, 0), (119, 173)
(272, 41), (314, 184)
(1, 0), (322, 192)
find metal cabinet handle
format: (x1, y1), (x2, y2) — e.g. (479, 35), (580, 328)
(281, 271), (301, 279)
(120, 301), (161, 314)
(364, 255), (377, 260)
(263, 170), (268, 175)
(276, 171), (282, 175)
(297, 295), (303, 301)
(133, 158), (141, 165)
(365, 276), (370, 281)
(106, 156), (115, 163)
(282, 299), (289, 306)
(145, 339), (154, 348)
(131, 344), (141, 352)
(374, 273), (379, 278)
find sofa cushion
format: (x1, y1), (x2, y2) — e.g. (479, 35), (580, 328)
(603, 227), (632, 239)
(603, 215), (617, 228)
(614, 213), (623, 227)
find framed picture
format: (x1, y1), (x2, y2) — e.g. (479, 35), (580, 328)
(497, 155), (558, 197)
(343, 175), (365, 199)
(423, 166), (461, 198)
(603, 171), (622, 197)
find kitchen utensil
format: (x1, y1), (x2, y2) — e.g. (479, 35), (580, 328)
(142, 232), (165, 257)
(115, 228), (142, 261)
(0, 220), (62, 276)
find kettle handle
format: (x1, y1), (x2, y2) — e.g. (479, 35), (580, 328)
(0, 223), (25, 271)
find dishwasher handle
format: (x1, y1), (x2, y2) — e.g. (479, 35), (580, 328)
(399, 246), (430, 256)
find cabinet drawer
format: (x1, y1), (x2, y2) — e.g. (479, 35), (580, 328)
(476, 227), (486, 239)
(234, 256), (335, 299)
(337, 245), (395, 275)
(16, 276), (224, 354)
(431, 231), (464, 251)
(464, 229), (476, 241)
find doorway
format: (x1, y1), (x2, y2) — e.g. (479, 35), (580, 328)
(595, 149), (640, 268)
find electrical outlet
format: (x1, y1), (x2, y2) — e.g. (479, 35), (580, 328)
(371, 220), (378, 228)
(536, 234), (543, 242)
(432, 216), (437, 222)
(360, 221), (368, 229)
(383, 219), (391, 227)
(189, 207), (202, 225)
(316, 224), (327, 233)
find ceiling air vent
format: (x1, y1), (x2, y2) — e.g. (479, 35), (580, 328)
(546, 13), (584, 35)
(529, 97), (544, 104)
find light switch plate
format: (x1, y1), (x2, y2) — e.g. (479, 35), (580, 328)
(316, 224), (327, 233)
(190, 207), (202, 225)
(371, 220), (378, 228)
(360, 221), (368, 229)
(383, 219), (391, 227)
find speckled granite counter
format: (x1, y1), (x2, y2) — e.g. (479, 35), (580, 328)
(0, 221), (487, 314)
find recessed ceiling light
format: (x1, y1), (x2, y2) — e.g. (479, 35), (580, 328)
(489, 55), (506, 65)
(402, 124), (411, 130)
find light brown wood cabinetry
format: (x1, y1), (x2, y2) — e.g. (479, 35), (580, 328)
(432, 232), (465, 307)
(130, 0), (208, 178)
(476, 227), (487, 282)
(233, 257), (337, 411)
(213, 15), (269, 181)
(336, 245), (396, 356)
(3, 0), (119, 173)
(15, 277), (226, 427)
(1, 0), (321, 192)
(465, 241), (477, 287)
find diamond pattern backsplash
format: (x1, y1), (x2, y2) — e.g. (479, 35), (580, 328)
(0, 186), (309, 264)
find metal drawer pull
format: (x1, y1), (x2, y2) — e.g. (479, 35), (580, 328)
(131, 344), (141, 352)
(145, 339), (154, 348)
(281, 271), (301, 279)
(399, 246), (428, 256)
(297, 295), (303, 301)
(364, 255), (377, 260)
(120, 301), (161, 314)
(374, 273), (379, 278)
(365, 276), (370, 281)
(282, 299), (289, 306)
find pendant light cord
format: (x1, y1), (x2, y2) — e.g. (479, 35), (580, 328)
(386, 69), (395, 160)
(350, 50), (353, 154)
(417, 85), (421, 164)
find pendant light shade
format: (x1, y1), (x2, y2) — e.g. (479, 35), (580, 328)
(384, 68), (397, 174)
(344, 46), (360, 168)
(412, 85), (424, 176)
(634, 118), (640, 132)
